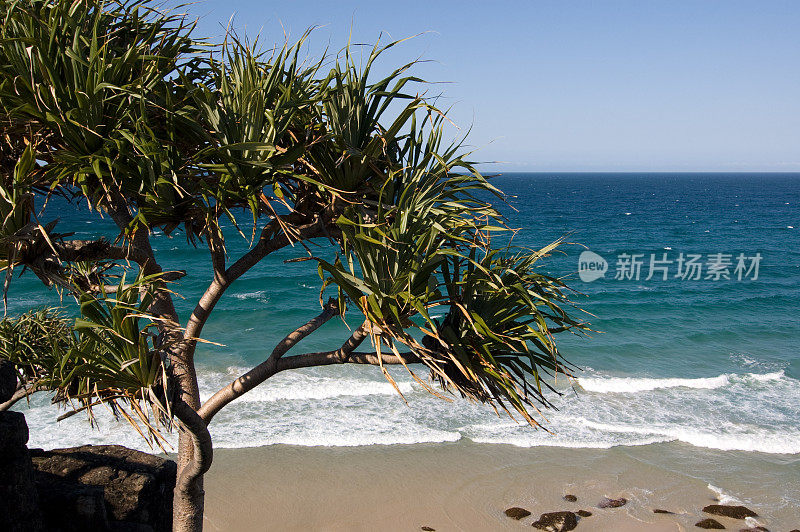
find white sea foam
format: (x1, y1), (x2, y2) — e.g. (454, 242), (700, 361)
(197, 368), (414, 404)
(232, 290), (269, 301)
(468, 429), (668, 449)
(211, 420), (461, 448)
(577, 371), (784, 394)
(16, 364), (800, 454)
(745, 517), (767, 528)
(748, 371), (785, 382)
(580, 419), (800, 454)
(708, 484), (741, 505)
(201, 378), (413, 404)
(468, 435), (665, 449)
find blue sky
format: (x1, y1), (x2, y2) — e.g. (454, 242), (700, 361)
(185, 1), (800, 172)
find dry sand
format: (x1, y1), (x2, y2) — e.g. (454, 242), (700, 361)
(202, 441), (798, 531)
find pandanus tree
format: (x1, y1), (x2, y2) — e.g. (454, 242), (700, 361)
(0, 1), (587, 530)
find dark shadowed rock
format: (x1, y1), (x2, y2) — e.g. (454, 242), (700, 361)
(696, 518), (726, 529)
(0, 410), (29, 449)
(654, 509), (676, 514)
(421, 527), (436, 531)
(739, 527), (769, 532)
(576, 510), (592, 517)
(703, 505), (758, 519)
(31, 444), (176, 532)
(505, 507), (532, 520)
(0, 411), (44, 532)
(531, 511), (578, 531)
(563, 494), (577, 502)
(36, 477), (110, 531)
(598, 496), (627, 508)
(0, 359), (16, 402)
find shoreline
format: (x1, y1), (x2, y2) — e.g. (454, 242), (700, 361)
(200, 440), (798, 531)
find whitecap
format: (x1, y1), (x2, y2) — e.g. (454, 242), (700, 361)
(232, 291), (269, 301)
(577, 371), (783, 394)
(578, 374), (729, 393)
(580, 419), (800, 454)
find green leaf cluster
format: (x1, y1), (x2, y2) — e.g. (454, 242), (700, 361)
(0, 273), (174, 446)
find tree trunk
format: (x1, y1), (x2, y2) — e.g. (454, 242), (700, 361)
(171, 345), (207, 532)
(172, 448), (205, 532)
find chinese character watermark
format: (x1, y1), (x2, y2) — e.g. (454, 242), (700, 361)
(578, 251), (762, 283)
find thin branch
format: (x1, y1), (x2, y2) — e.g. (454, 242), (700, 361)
(182, 208), (337, 361)
(198, 299), (340, 423)
(197, 319), (421, 426)
(182, 222), (286, 349)
(53, 239), (150, 265)
(0, 382), (47, 412)
(276, 349), (420, 371)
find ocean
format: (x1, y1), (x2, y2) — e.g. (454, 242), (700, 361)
(12, 173), (800, 457)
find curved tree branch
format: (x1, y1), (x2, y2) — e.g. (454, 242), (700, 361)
(197, 316), (421, 425)
(182, 219), (289, 349)
(197, 298), (341, 423)
(183, 199), (343, 353)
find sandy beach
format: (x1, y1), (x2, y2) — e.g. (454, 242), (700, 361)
(201, 441), (798, 531)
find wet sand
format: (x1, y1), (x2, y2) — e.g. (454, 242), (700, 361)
(202, 441), (799, 531)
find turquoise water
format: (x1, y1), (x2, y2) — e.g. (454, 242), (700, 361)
(12, 173), (800, 455)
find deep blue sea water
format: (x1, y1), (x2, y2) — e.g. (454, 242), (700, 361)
(11, 173), (800, 455)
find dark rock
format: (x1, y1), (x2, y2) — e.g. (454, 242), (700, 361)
(597, 496), (627, 508)
(0, 411), (44, 532)
(0, 359), (16, 402)
(739, 527), (769, 532)
(563, 494), (577, 502)
(113, 524), (157, 532)
(576, 510), (592, 517)
(504, 507), (532, 520)
(36, 476), (110, 531)
(654, 509), (676, 514)
(421, 527), (436, 531)
(31, 444), (176, 532)
(531, 511), (578, 531)
(696, 518), (726, 529)
(0, 410), (29, 449)
(702, 505), (758, 520)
